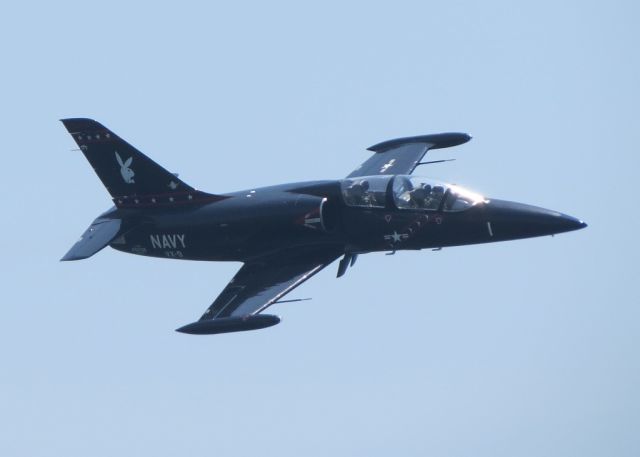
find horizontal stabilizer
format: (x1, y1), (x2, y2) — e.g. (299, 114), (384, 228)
(61, 218), (122, 261)
(176, 314), (281, 335)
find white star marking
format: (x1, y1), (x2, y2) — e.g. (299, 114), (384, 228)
(380, 158), (396, 173)
(384, 231), (408, 244)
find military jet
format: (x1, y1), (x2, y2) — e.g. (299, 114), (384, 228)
(61, 118), (586, 335)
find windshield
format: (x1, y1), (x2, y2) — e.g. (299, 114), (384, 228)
(443, 184), (486, 211)
(392, 176), (485, 212)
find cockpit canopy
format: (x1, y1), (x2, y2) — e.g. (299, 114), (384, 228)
(341, 175), (485, 212)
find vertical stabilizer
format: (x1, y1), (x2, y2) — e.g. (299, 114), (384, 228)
(61, 118), (194, 198)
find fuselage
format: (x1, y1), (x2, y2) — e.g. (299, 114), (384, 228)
(59, 119), (589, 335)
(108, 175), (586, 262)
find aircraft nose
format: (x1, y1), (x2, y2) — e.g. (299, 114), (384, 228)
(485, 199), (587, 240)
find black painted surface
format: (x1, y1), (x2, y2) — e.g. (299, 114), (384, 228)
(61, 119), (586, 334)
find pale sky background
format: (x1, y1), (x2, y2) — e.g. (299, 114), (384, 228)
(1, 1), (638, 456)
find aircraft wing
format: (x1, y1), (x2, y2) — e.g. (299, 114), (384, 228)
(176, 247), (343, 334)
(347, 132), (471, 178)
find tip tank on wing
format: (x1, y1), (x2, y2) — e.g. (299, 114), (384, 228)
(176, 314), (281, 335)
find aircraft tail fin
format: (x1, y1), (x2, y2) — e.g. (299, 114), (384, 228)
(61, 118), (194, 198)
(61, 118), (227, 208)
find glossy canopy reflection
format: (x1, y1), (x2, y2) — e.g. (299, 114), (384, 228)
(341, 175), (486, 212)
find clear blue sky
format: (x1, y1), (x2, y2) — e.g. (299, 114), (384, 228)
(1, 1), (638, 456)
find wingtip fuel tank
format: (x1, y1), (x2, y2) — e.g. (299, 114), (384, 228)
(176, 314), (281, 335)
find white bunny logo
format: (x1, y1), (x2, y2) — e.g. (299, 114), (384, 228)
(115, 151), (135, 184)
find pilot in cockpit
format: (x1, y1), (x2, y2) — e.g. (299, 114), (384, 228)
(428, 185), (445, 209)
(404, 183), (444, 209)
(345, 180), (370, 206)
(407, 184), (430, 208)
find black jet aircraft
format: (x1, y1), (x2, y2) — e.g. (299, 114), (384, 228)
(61, 119), (586, 335)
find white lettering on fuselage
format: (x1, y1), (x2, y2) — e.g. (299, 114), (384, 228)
(150, 234), (186, 249)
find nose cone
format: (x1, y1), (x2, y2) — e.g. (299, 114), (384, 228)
(485, 199), (587, 241)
